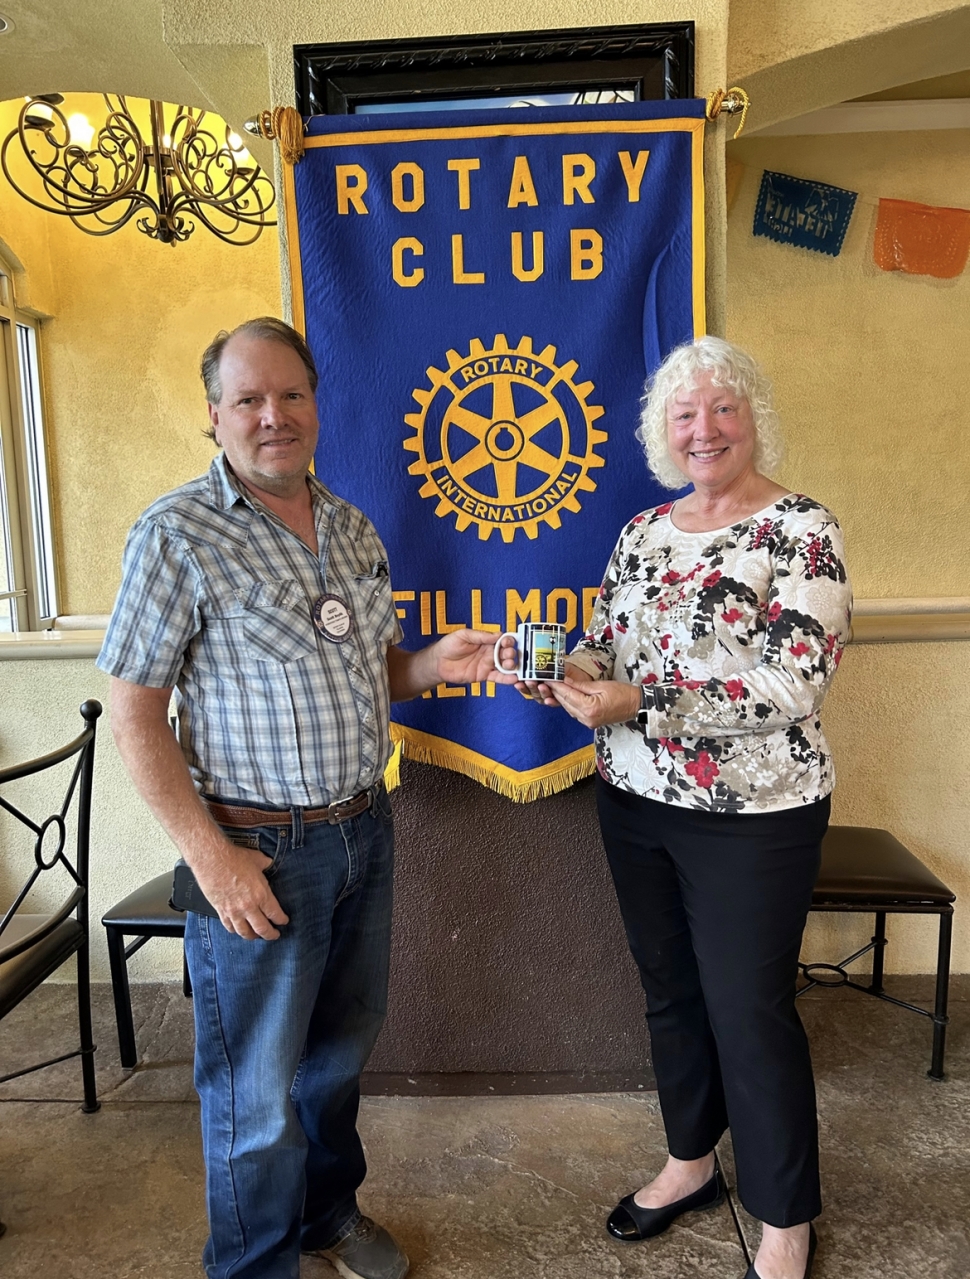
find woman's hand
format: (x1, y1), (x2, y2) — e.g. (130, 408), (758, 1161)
(550, 676), (641, 728)
(511, 659), (594, 706)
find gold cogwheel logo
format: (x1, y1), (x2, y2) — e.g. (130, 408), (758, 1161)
(404, 335), (608, 542)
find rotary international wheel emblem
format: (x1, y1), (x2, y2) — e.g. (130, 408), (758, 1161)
(404, 335), (608, 542)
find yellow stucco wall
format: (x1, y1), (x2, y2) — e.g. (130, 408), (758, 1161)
(0, 95), (282, 615)
(727, 128), (970, 597)
(726, 127), (969, 970)
(728, 2), (970, 131)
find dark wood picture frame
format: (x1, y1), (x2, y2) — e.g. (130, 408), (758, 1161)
(294, 23), (695, 117)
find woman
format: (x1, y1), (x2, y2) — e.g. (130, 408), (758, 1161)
(510, 337), (850, 1279)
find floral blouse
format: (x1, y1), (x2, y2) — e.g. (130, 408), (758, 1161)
(569, 495), (852, 813)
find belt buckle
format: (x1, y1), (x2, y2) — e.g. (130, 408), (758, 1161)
(327, 791), (363, 824)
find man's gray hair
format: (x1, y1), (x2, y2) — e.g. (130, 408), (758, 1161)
(636, 336), (784, 490)
(201, 317), (319, 406)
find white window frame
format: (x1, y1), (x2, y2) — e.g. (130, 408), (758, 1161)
(0, 257), (58, 631)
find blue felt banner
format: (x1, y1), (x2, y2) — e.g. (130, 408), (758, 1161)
(286, 100), (706, 798)
(753, 169), (857, 257)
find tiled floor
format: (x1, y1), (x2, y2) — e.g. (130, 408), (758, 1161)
(1, 978), (968, 1277)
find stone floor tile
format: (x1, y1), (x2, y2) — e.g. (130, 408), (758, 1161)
(0, 977), (967, 1277)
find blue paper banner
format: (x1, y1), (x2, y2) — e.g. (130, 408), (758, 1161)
(286, 101), (705, 798)
(753, 169), (857, 257)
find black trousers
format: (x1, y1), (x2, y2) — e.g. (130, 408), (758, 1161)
(597, 776), (829, 1227)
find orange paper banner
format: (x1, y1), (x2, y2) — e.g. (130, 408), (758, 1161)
(874, 197), (970, 279)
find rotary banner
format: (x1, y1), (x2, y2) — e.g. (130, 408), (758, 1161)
(284, 100), (706, 800)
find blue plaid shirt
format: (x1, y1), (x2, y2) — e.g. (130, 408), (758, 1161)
(98, 455), (402, 807)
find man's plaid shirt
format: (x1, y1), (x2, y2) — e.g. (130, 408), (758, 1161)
(98, 455), (402, 808)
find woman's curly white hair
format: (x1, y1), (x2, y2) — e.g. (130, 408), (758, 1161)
(636, 336), (784, 490)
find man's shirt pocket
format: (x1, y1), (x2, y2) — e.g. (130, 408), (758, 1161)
(351, 560), (398, 647)
(231, 578), (319, 664)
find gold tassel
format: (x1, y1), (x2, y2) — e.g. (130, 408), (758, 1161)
(395, 737), (595, 802)
(383, 739), (403, 793)
(252, 106), (306, 165)
(705, 86), (751, 140)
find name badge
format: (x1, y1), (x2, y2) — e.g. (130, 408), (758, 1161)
(312, 594), (354, 643)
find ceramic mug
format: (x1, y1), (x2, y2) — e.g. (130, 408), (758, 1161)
(493, 622), (566, 682)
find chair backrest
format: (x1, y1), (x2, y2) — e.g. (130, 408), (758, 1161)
(0, 700), (102, 964)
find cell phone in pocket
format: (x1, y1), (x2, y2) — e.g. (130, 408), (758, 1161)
(170, 860), (220, 917)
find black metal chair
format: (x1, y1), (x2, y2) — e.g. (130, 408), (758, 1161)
(102, 872), (189, 1069)
(798, 825), (955, 1081)
(0, 700), (102, 1113)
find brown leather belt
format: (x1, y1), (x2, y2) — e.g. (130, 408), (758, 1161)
(203, 789), (374, 829)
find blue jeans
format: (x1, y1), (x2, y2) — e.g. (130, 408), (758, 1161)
(183, 788), (395, 1279)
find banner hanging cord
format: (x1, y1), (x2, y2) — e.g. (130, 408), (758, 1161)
(706, 87), (751, 140)
(248, 106), (306, 164)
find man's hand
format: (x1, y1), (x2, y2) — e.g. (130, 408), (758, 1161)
(110, 677), (290, 942)
(193, 837), (290, 941)
(550, 676), (641, 728)
(387, 629), (518, 701)
(434, 628), (520, 686)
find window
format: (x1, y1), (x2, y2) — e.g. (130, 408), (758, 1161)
(354, 89), (637, 115)
(295, 23), (695, 116)
(0, 260), (57, 631)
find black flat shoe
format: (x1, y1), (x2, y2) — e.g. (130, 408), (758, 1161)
(606, 1158), (726, 1242)
(743, 1223), (818, 1279)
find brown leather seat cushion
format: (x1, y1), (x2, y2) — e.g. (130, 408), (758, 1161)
(0, 915), (84, 1018)
(815, 826), (955, 908)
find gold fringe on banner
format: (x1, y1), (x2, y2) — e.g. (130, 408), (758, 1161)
(251, 106), (306, 164)
(383, 739), (403, 793)
(390, 724), (596, 803)
(706, 86), (751, 140)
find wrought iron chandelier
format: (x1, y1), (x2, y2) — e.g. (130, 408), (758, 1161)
(1, 95), (277, 246)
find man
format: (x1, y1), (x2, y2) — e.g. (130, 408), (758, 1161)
(98, 317), (512, 1279)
